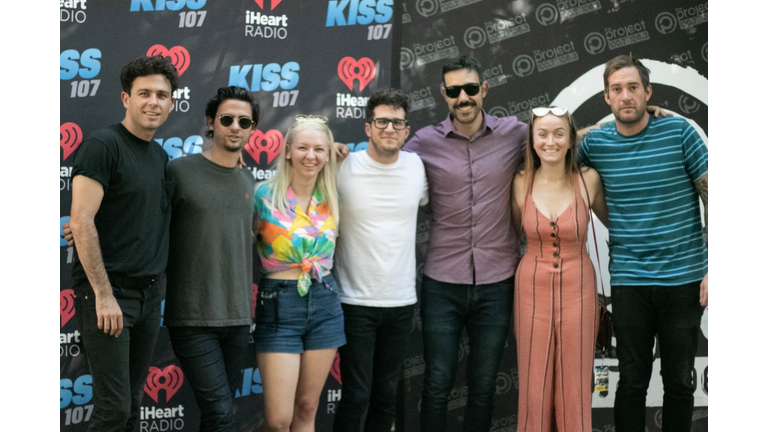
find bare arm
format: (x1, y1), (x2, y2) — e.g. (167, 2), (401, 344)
(70, 175), (124, 337)
(511, 173), (526, 238)
(696, 173), (708, 307)
(586, 168), (609, 226)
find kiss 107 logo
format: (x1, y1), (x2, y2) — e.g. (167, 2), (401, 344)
(155, 136), (203, 160)
(61, 375), (94, 426)
(60, 48), (101, 98)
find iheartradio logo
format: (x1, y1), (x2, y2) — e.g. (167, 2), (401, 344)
(60, 289), (76, 328)
(60, 122), (83, 161)
(146, 45), (190, 76)
(144, 365), (184, 403)
(254, 0), (283, 9)
(338, 57), (376, 92)
(245, 129), (284, 165)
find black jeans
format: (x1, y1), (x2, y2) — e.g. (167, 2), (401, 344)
(168, 325), (251, 432)
(333, 303), (414, 432)
(75, 278), (162, 432)
(611, 283), (704, 432)
(419, 275), (514, 432)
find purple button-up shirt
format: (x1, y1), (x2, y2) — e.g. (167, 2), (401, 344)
(404, 112), (527, 285)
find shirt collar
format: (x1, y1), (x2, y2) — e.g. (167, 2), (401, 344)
(439, 110), (495, 138)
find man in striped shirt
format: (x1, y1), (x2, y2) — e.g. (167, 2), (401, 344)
(577, 54), (708, 432)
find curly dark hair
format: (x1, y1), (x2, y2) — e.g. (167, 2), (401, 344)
(120, 55), (179, 94)
(204, 86), (260, 138)
(365, 87), (409, 122)
(441, 55), (483, 86)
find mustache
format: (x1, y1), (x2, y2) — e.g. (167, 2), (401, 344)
(453, 101), (476, 109)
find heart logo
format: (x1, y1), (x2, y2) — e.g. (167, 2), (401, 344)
(329, 352), (342, 384)
(146, 44), (190, 76)
(245, 129), (284, 165)
(338, 57), (376, 92)
(60, 122), (83, 161)
(254, 0), (283, 9)
(60, 289), (76, 328)
(144, 365), (185, 403)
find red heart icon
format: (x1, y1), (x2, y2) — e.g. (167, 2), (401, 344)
(254, 0), (282, 9)
(144, 365), (185, 403)
(60, 289), (76, 328)
(329, 352), (342, 384)
(245, 129), (284, 165)
(338, 57), (376, 92)
(146, 44), (190, 76)
(60, 122), (83, 161)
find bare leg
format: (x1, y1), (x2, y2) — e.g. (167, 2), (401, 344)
(258, 353), (301, 432)
(292, 348), (338, 432)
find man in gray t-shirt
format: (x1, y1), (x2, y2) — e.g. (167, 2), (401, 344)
(164, 86), (258, 431)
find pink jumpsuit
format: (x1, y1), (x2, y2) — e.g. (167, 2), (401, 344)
(514, 173), (599, 432)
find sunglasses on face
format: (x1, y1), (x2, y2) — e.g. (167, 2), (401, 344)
(531, 107), (569, 117)
(443, 83), (481, 98)
(295, 114), (329, 124)
(370, 118), (408, 130)
(218, 114), (254, 129)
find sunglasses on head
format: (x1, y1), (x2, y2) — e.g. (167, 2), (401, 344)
(531, 107), (569, 117)
(218, 114), (254, 129)
(443, 83), (481, 98)
(295, 114), (329, 124)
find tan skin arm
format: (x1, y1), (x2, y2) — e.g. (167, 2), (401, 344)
(579, 167), (609, 227)
(70, 175), (124, 337)
(511, 172), (526, 238)
(696, 172), (708, 307)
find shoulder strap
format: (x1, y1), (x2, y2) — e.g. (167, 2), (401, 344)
(578, 171), (608, 301)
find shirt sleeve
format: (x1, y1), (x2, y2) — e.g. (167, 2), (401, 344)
(72, 137), (116, 191)
(577, 133), (592, 168)
(680, 121), (708, 182)
(403, 132), (420, 154)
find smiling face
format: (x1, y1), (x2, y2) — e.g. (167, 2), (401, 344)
(531, 114), (572, 166)
(207, 99), (254, 153)
(287, 128), (329, 183)
(442, 68), (488, 133)
(604, 66), (652, 130)
(121, 74), (173, 141)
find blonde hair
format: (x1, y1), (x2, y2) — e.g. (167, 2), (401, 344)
(266, 118), (339, 222)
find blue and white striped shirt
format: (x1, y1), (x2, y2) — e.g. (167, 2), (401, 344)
(578, 116), (708, 286)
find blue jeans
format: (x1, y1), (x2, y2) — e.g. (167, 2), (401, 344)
(419, 275), (514, 432)
(75, 278), (163, 432)
(611, 283), (704, 432)
(333, 303), (414, 432)
(168, 325), (251, 432)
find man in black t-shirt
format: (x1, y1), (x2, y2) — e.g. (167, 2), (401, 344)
(69, 55), (178, 432)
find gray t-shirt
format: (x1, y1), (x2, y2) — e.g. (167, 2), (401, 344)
(164, 154), (256, 326)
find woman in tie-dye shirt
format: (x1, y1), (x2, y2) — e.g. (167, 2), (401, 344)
(253, 114), (345, 431)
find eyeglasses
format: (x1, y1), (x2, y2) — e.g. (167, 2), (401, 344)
(218, 115), (254, 129)
(443, 83), (481, 98)
(371, 118), (408, 130)
(295, 114), (329, 124)
(531, 107), (569, 117)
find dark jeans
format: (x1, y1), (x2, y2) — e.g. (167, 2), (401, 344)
(419, 275), (514, 432)
(75, 279), (162, 432)
(612, 283), (704, 432)
(168, 325), (251, 432)
(334, 303), (414, 432)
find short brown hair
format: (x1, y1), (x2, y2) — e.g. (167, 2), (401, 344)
(603, 53), (650, 90)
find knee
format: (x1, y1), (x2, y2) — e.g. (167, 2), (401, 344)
(293, 396), (320, 423)
(262, 414), (292, 432)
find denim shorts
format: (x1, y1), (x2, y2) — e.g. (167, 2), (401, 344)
(254, 274), (346, 353)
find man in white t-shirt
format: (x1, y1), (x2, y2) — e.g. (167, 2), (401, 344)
(333, 88), (429, 432)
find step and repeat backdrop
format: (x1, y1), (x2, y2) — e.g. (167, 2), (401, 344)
(399, 1), (708, 431)
(60, 1), (397, 431)
(60, 0), (707, 431)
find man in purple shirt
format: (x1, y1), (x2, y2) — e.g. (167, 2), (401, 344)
(404, 55), (527, 431)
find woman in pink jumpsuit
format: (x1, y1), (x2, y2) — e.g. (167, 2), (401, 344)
(512, 107), (608, 432)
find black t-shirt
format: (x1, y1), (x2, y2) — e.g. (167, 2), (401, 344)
(71, 123), (172, 285)
(164, 154), (256, 326)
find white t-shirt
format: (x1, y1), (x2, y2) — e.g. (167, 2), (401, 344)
(334, 150), (429, 307)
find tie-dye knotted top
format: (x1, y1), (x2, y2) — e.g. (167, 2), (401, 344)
(253, 183), (337, 296)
